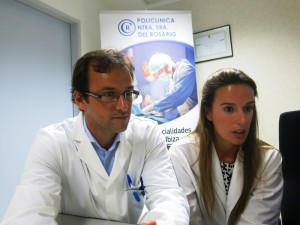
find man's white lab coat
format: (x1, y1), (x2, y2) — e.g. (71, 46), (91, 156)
(1, 113), (189, 225)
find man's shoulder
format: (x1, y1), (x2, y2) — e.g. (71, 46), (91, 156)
(126, 114), (161, 140)
(37, 116), (78, 140)
(43, 116), (76, 130)
(129, 114), (158, 127)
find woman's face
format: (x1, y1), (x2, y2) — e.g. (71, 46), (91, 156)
(206, 84), (255, 151)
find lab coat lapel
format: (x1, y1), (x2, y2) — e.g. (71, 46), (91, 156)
(226, 150), (244, 221)
(212, 147), (227, 211)
(73, 112), (108, 181)
(108, 132), (133, 186)
(108, 119), (145, 187)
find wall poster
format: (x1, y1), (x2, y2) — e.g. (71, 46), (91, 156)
(100, 10), (198, 149)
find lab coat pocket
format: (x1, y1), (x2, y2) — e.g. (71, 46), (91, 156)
(126, 174), (145, 205)
(126, 189), (145, 223)
(127, 189), (145, 204)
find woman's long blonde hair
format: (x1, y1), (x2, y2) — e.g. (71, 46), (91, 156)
(193, 68), (262, 225)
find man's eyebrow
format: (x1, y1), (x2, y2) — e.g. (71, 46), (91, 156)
(95, 86), (134, 92)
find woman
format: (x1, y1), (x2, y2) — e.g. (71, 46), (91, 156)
(169, 68), (283, 225)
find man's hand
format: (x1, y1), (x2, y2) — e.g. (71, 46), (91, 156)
(140, 221), (156, 225)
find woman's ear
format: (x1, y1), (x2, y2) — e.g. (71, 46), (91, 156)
(73, 91), (87, 111)
(205, 107), (212, 121)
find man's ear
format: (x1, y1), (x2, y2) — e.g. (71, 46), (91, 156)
(73, 91), (87, 111)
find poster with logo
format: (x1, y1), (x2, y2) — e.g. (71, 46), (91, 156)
(100, 11), (198, 148)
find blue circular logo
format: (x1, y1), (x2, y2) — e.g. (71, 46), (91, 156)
(118, 19), (136, 36)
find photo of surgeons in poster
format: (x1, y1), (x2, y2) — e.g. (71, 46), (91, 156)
(123, 41), (198, 124)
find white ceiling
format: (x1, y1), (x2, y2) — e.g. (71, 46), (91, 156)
(101, 0), (182, 10)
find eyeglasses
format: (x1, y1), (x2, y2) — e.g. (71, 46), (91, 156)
(84, 90), (140, 103)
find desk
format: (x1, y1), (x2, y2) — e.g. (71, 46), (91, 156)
(57, 214), (135, 225)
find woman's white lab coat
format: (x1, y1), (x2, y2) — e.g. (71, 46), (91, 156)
(1, 113), (189, 225)
(169, 134), (283, 225)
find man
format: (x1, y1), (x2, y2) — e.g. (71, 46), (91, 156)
(1, 49), (189, 225)
(142, 53), (198, 122)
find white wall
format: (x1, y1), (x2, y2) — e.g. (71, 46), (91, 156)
(20, 0), (111, 55)
(158, 0), (300, 148)
(0, 0), (73, 218)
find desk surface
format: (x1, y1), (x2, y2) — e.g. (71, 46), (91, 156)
(57, 214), (135, 225)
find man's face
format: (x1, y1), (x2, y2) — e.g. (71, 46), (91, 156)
(74, 65), (134, 142)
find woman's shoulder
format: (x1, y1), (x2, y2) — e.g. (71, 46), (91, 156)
(259, 140), (282, 170)
(171, 133), (198, 148)
(259, 140), (281, 157)
(169, 133), (199, 162)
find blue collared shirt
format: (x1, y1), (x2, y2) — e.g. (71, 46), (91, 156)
(83, 117), (121, 175)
